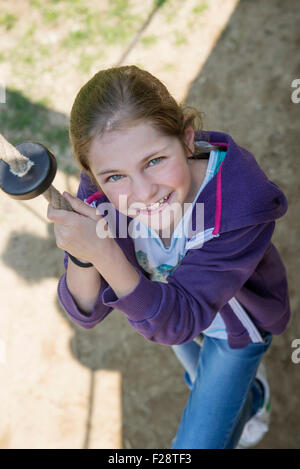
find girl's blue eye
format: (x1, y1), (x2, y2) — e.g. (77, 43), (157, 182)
(148, 157), (163, 166)
(105, 156), (164, 183)
(107, 174), (122, 183)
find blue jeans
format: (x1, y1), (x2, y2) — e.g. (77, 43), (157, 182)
(171, 332), (273, 449)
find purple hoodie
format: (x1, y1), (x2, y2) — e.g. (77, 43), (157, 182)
(57, 130), (291, 349)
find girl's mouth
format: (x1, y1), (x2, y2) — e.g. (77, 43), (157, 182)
(136, 191), (174, 215)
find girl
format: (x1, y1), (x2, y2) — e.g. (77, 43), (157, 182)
(47, 65), (290, 449)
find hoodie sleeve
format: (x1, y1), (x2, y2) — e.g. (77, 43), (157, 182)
(56, 172), (114, 329)
(101, 222), (276, 345)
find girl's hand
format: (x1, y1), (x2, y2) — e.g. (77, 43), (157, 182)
(47, 191), (115, 265)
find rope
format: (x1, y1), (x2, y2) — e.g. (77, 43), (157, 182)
(0, 132), (73, 211)
(0, 133), (34, 177)
(43, 185), (73, 211)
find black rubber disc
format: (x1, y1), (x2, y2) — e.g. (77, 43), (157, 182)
(0, 142), (57, 200)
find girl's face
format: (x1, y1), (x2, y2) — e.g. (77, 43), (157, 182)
(88, 120), (198, 235)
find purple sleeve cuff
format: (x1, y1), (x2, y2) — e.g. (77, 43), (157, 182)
(102, 269), (162, 322)
(57, 271), (112, 329)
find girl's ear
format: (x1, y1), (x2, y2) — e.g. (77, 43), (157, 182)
(184, 124), (195, 156)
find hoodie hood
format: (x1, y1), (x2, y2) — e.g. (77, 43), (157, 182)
(193, 130), (288, 234)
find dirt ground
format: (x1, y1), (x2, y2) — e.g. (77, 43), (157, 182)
(0, 0), (299, 449)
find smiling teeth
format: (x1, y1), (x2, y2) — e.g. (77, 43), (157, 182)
(140, 193), (170, 211)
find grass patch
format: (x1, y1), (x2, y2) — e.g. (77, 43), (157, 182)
(43, 126), (69, 153)
(106, 0), (131, 20)
(192, 1), (208, 15)
(0, 89), (70, 160)
(141, 35), (158, 47)
(42, 8), (61, 24)
(162, 63), (177, 72)
(61, 29), (93, 49)
(0, 13), (18, 31)
(173, 30), (187, 46)
(0, 89), (47, 135)
(78, 51), (106, 74)
(62, 161), (79, 176)
(61, 1), (142, 50)
(154, 0), (169, 6)
(24, 55), (36, 65)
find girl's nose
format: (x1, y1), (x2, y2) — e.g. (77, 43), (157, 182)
(132, 176), (158, 205)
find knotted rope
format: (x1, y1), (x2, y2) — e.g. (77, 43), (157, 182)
(0, 133), (73, 211)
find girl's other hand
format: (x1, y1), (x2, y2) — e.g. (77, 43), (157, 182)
(47, 192), (115, 265)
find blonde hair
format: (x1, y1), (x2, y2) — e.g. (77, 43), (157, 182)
(69, 65), (215, 190)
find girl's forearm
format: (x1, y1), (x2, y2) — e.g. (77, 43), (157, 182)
(93, 244), (140, 299)
(66, 259), (102, 315)
(66, 242), (140, 316)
